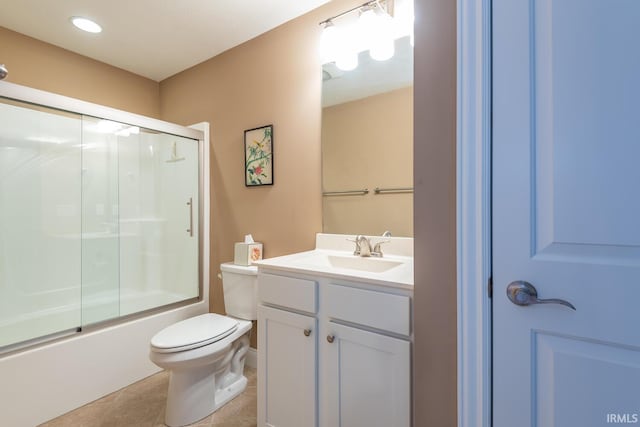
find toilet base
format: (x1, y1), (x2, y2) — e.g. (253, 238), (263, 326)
(165, 370), (248, 427)
(213, 374), (248, 411)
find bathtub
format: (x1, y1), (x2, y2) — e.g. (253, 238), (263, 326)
(0, 294), (208, 426)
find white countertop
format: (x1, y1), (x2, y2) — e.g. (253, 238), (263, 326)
(254, 248), (414, 290)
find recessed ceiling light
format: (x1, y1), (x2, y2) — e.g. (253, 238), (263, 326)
(70, 16), (102, 33)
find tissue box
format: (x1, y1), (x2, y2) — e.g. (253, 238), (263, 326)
(234, 242), (263, 265)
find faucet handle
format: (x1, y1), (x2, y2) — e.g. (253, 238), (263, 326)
(372, 240), (390, 257)
(347, 236), (363, 255)
(382, 231), (392, 237)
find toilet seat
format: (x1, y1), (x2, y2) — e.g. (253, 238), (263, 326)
(151, 313), (239, 354)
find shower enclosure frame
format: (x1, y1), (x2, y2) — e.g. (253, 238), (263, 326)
(0, 81), (211, 427)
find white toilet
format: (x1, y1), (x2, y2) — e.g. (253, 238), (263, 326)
(149, 263), (258, 427)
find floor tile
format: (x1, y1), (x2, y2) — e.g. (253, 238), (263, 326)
(39, 367), (257, 427)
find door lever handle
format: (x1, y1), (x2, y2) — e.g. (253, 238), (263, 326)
(507, 281), (576, 310)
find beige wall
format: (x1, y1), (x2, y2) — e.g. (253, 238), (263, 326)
(159, 0), (364, 346)
(0, 26), (160, 118)
(322, 86), (413, 237)
(413, 0), (458, 425)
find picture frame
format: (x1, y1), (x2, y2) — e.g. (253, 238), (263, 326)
(244, 124), (274, 186)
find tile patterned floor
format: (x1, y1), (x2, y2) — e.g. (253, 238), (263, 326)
(39, 367), (257, 427)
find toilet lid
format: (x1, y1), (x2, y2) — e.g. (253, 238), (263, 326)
(150, 313), (239, 353)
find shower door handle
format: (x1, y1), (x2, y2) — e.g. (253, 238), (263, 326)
(186, 197), (193, 237)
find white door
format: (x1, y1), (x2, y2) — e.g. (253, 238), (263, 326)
(493, 1), (640, 426)
(322, 322), (410, 427)
(258, 305), (317, 427)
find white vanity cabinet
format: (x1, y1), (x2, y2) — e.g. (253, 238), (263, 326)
(323, 322), (411, 427)
(321, 283), (411, 427)
(258, 305), (317, 427)
(257, 269), (412, 427)
(257, 273), (318, 427)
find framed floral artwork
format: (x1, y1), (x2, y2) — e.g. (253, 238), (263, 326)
(244, 124), (274, 186)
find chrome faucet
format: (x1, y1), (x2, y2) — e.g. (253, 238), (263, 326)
(351, 234), (390, 257)
(353, 235), (372, 257)
(371, 240), (389, 257)
(372, 232), (391, 256)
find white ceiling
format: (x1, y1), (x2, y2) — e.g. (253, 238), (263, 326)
(0, 0), (331, 81)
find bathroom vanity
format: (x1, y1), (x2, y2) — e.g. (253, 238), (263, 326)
(255, 233), (413, 427)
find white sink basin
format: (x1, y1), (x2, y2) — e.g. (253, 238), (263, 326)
(302, 253), (403, 273)
(254, 234), (414, 288)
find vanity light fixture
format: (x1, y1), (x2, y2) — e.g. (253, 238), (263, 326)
(319, 0), (409, 69)
(70, 16), (102, 34)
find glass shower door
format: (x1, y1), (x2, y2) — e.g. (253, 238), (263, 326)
(81, 117), (121, 325)
(117, 129), (199, 315)
(0, 99), (82, 348)
(81, 117), (200, 325)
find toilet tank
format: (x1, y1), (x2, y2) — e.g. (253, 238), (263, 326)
(220, 262), (258, 320)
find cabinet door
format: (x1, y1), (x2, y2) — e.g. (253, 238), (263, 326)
(258, 305), (317, 427)
(323, 322), (410, 427)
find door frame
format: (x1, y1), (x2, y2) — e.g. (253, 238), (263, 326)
(456, 0), (492, 426)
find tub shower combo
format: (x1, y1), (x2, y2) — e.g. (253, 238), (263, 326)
(0, 81), (209, 427)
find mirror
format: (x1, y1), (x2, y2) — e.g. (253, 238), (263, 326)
(321, 35), (413, 237)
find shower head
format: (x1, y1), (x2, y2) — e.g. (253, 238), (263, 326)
(0, 64), (7, 80)
(166, 141), (185, 162)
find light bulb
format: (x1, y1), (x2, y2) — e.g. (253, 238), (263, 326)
(357, 6), (396, 62)
(393, 0), (415, 40)
(320, 21), (340, 64)
(357, 7), (379, 52)
(335, 22), (359, 71)
(370, 39), (395, 61)
(70, 17), (102, 33)
(336, 51), (358, 71)
(370, 13), (395, 61)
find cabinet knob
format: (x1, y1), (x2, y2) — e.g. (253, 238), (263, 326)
(326, 335), (335, 343)
(303, 329), (312, 337)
